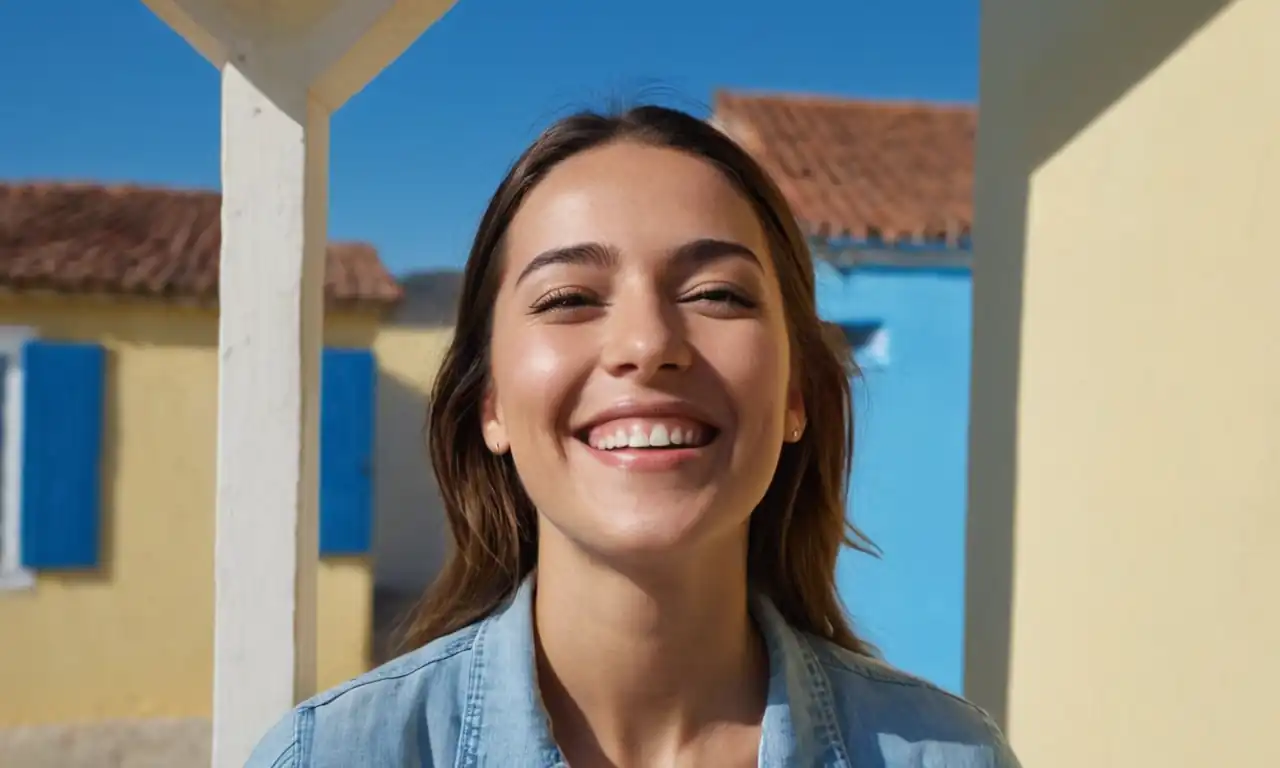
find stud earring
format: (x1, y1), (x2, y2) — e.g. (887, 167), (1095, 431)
(791, 427), (801, 441)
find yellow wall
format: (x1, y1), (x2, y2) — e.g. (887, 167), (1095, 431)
(0, 295), (378, 726)
(370, 325), (453, 595)
(969, 0), (1280, 765)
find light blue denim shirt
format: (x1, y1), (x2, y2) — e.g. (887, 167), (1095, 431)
(248, 578), (1019, 767)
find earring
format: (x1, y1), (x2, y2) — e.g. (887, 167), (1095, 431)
(791, 427), (801, 441)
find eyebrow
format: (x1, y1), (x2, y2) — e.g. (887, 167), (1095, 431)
(514, 238), (762, 285)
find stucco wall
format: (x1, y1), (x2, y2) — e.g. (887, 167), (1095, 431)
(970, 0), (1280, 764)
(370, 325), (452, 598)
(817, 261), (973, 694)
(0, 295), (377, 727)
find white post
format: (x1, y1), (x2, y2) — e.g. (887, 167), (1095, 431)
(139, 2), (458, 764)
(213, 62), (329, 767)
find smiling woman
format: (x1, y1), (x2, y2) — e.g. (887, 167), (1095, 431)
(247, 106), (1021, 768)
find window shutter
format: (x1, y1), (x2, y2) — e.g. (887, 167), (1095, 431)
(320, 347), (376, 556)
(20, 340), (106, 569)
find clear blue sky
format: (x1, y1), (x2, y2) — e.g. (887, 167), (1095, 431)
(0, 0), (978, 273)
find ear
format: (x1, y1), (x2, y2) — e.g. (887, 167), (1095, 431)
(784, 380), (806, 443)
(481, 385), (510, 454)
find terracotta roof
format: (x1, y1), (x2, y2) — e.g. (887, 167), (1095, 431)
(713, 91), (975, 245)
(0, 182), (401, 306)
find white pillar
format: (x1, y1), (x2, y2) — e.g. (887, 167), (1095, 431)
(213, 63), (328, 765)
(139, 2), (457, 765)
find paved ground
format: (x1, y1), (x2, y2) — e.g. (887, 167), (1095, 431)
(0, 718), (210, 768)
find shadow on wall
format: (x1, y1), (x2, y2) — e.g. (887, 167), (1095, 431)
(372, 369), (446, 661)
(965, 0), (1236, 727)
(372, 270), (462, 662)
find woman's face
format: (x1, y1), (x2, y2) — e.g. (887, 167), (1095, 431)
(484, 141), (805, 561)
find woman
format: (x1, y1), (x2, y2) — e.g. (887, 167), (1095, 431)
(249, 105), (1020, 767)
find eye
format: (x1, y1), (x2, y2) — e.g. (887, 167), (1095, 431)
(529, 287), (602, 315)
(684, 287), (757, 309)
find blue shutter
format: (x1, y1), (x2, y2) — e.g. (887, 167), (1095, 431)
(320, 347), (376, 556)
(20, 340), (106, 569)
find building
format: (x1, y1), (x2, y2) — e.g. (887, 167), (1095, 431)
(367, 270), (459, 660)
(715, 92), (977, 693)
(0, 181), (396, 757)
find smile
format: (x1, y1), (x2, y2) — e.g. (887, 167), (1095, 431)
(583, 418), (716, 451)
(572, 402), (722, 471)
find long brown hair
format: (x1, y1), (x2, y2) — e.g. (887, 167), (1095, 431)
(404, 105), (877, 656)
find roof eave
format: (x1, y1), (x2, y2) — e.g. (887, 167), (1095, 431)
(809, 237), (973, 271)
(0, 284), (405, 312)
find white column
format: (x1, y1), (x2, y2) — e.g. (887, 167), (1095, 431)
(213, 62), (329, 767)
(139, 2), (458, 764)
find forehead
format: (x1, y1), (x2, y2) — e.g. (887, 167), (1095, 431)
(503, 141), (770, 269)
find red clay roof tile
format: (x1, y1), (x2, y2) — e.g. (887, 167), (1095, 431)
(0, 182), (401, 306)
(714, 91), (975, 245)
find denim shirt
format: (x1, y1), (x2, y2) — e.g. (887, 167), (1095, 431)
(248, 579), (1020, 767)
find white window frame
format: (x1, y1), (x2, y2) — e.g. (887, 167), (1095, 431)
(858, 326), (891, 369)
(843, 322), (891, 370)
(0, 326), (33, 590)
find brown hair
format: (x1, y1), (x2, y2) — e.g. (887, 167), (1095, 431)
(404, 105), (877, 656)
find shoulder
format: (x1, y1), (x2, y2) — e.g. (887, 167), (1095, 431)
(245, 624), (481, 768)
(806, 636), (1022, 767)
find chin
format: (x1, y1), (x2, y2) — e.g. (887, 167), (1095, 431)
(558, 495), (744, 567)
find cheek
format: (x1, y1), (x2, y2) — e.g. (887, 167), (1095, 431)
(695, 321), (791, 428)
(491, 328), (584, 441)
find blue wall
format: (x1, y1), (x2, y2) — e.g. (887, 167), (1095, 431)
(815, 257), (973, 694)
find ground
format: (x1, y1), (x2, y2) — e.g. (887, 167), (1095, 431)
(0, 718), (210, 768)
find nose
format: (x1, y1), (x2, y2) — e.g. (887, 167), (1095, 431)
(600, 289), (693, 380)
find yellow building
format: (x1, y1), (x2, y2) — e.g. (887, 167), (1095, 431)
(0, 181), (404, 757)
(367, 271), (458, 661)
(968, 1), (1280, 765)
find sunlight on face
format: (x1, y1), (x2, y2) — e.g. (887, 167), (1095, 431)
(483, 141), (805, 562)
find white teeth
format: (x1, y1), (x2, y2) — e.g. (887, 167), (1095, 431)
(649, 424), (670, 447)
(590, 423), (709, 450)
(627, 426), (649, 448)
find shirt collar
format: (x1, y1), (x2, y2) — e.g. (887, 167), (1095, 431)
(457, 576), (850, 768)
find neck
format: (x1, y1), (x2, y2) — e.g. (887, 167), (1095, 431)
(533, 533), (767, 766)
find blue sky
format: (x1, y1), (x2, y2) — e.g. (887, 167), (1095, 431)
(0, 0), (978, 273)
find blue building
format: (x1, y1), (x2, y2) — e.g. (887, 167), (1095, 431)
(716, 91), (977, 693)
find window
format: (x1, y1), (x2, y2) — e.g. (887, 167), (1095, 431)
(842, 322), (890, 370)
(0, 336), (367, 585)
(0, 326), (32, 589)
